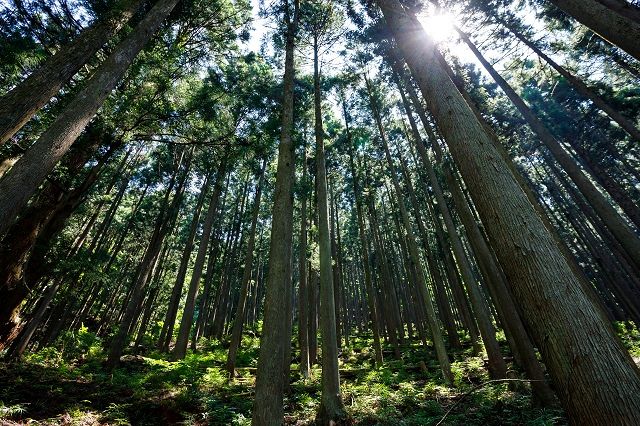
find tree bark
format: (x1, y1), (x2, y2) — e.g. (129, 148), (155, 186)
(456, 26), (640, 272)
(158, 174), (210, 352)
(298, 143), (311, 378)
(547, 0), (640, 62)
(0, 0), (144, 144)
(226, 160), (266, 376)
(313, 36), (347, 424)
(365, 75), (453, 384)
(376, 1), (640, 422)
(173, 162), (226, 360)
(0, 0), (181, 238)
(251, 0), (299, 423)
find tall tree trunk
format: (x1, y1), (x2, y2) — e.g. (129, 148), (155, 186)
(173, 161), (226, 360)
(226, 160), (266, 376)
(400, 84), (506, 379)
(377, 1), (640, 422)
(342, 99), (384, 367)
(0, 0), (145, 144)
(365, 75), (453, 384)
(298, 142), (311, 378)
(446, 167), (556, 405)
(500, 19), (640, 143)
(158, 173), (210, 351)
(106, 149), (190, 368)
(0, 0), (181, 237)
(251, 0), (299, 423)
(313, 37), (347, 424)
(547, 0), (640, 62)
(456, 26), (640, 272)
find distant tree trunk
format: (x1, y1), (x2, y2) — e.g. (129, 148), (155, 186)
(251, 0), (299, 423)
(330, 185), (343, 348)
(0, 0), (182, 237)
(366, 75), (453, 384)
(342, 100), (384, 366)
(377, 0), (640, 421)
(367, 201), (402, 359)
(308, 267), (319, 365)
(547, 0), (640, 62)
(500, 20), (640, 143)
(173, 162), (226, 360)
(401, 87), (506, 379)
(395, 147), (460, 350)
(0, 0), (144, 144)
(107, 149), (190, 368)
(226, 160), (266, 376)
(298, 142), (311, 378)
(158, 174), (210, 352)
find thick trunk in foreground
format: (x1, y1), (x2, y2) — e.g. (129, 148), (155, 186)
(0, 0), (181, 238)
(0, 0), (144, 144)
(547, 0), (640, 62)
(377, 1), (640, 422)
(251, 1), (299, 423)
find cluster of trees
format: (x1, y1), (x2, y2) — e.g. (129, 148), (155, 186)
(1, 0), (640, 424)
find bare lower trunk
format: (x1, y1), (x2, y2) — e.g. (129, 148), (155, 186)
(226, 161), (265, 376)
(173, 163), (225, 360)
(377, 1), (640, 422)
(251, 1), (299, 423)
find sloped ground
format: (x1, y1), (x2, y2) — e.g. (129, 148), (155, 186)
(4, 327), (617, 425)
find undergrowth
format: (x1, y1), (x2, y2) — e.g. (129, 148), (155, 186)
(0, 326), (585, 425)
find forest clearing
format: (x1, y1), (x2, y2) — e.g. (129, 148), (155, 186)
(1, 0), (640, 424)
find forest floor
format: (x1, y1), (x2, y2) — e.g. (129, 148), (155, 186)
(3, 325), (638, 426)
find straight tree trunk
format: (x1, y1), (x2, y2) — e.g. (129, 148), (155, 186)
(0, 0), (144, 144)
(298, 143), (311, 378)
(446, 167), (556, 405)
(0, 0), (182, 238)
(342, 99), (384, 367)
(226, 160), (266, 376)
(106, 149), (190, 367)
(400, 88), (507, 379)
(159, 173), (210, 351)
(456, 26), (640, 272)
(251, 1), (299, 423)
(365, 75), (453, 384)
(501, 20), (640, 143)
(377, 1), (640, 422)
(173, 162), (226, 360)
(313, 37), (347, 424)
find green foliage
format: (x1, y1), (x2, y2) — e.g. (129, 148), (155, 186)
(614, 322), (640, 358)
(0, 332), (573, 425)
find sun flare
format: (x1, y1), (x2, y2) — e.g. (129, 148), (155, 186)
(417, 12), (456, 43)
